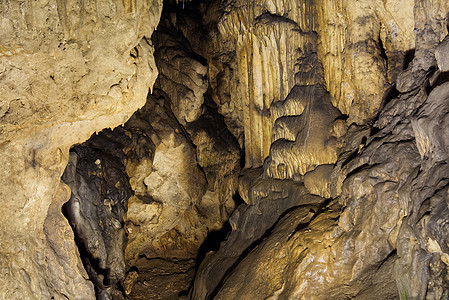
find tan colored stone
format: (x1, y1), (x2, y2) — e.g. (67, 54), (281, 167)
(0, 0), (162, 298)
(193, 2), (449, 299)
(304, 164), (334, 198)
(318, 0), (415, 123)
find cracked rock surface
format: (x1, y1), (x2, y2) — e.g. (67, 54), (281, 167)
(191, 0), (449, 299)
(3, 0), (449, 299)
(0, 0), (162, 298)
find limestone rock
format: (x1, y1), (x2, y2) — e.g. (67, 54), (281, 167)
(0, 0), (162, 298)
(192, 2), (449, 299)
(129, 257), (195, 300)
(304, 164), (334, 198)
(186, 100), (241, 205)
(123, 93), (208, 266)
(43, 182), (95, 300)
(122, 90), (241, 296)
(62, 129), (132, 298)
(192, 168), (324, 299)
(199, 0), (417, 170)
(198, 80), (424, 298)
(265, 84), (340, 179)
(153, 19), (208, 125)
(60, 80), (240, 298)
(4, 0), (449, 299)
(435, 35), (449, 72)
(318, 0), (412, 124)
(218, 0), (318, 167)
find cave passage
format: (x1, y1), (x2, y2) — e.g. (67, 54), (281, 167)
(58, 0), (449, 299)
(4, 0), (449, 298)
(61, 1), (243, 298)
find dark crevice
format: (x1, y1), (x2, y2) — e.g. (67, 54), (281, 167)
(207, 203), (321, 300)
(416, 198), (432, 224)
(344, 163), (374, 179)
(61, 0), (246, 297)
(376, 249), (397, 270)
(335, 114), (349, 121)
(341, 150), (360, 168)
(195, 221), (232, 270)
(403, 49), (415, 70)
(431, 71), (449, 88)
(378, 32), (388, 72)
(370, 126), (381, 136)
(188, 194), (244, 296)
(130, 46), (139, 58)
(288, 198), (334, 241)
(424, 66), (438, 95)
(380, 84), (400, 112)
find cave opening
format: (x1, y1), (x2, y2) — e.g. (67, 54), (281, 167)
(61, 0), (243, 299)
(4, 0), (449, 298)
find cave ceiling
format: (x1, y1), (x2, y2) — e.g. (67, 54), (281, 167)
(1, 0), (449, 299)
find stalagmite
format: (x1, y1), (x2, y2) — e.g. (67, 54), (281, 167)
(1, 0), (449, 299)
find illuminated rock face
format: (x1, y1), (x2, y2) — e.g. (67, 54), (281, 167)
(207, 0), (418, 170)
(203, 0), (421, 177)
(2, 0), (449, 299)
(0, 0), (162, 298)
(191, 0), (449, 299)
(60, 14), (242, 299)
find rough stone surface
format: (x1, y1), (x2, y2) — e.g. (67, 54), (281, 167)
(435, 35), (449, 72)
(61, 87), (240, 298)
(3, 0), (449, 299)
(122, 18), (241, 295)
(192, 168), (324, 299)
(0, 0), (162, 298)
(62, 129), (132, 298)
(153, 18), (208, 125)
(191, 0), (449, 299)
(43, 182), (95, 300)
(58, 9), (242, 298)
(197, 0), (421, 169)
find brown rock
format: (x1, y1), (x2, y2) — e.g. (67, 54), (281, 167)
(0, 0), (162, 297)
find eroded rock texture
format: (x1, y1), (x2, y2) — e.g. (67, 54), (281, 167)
(62, 130), (131, 299)
(0, 0), (162, 299)
(122, 91), (240, 299)
(198, 0), (416, 169)
(3, 0), (449, 299)
(61, 6), (241, 298)
(191, 0), (449, 299)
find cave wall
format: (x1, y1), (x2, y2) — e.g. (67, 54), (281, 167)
(0, 0), (162, 298)
(193, 0), (446, 172)
(191, 0), (449, 299)
(1, 0), (449, 299)
(60, 10), (242, 298)
(203, 0), (446, 173)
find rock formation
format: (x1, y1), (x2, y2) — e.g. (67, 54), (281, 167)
(191, 0), (449, 299)
(1, 0), (449, 299)
(0, 0), (162, 298)
(60, 8), (241, 298)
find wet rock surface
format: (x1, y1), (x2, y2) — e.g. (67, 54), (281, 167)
(62, 129), (132, 299)
(2, 0), (449, 299)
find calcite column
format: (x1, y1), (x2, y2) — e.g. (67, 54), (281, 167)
(218, 0), (316, 168)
